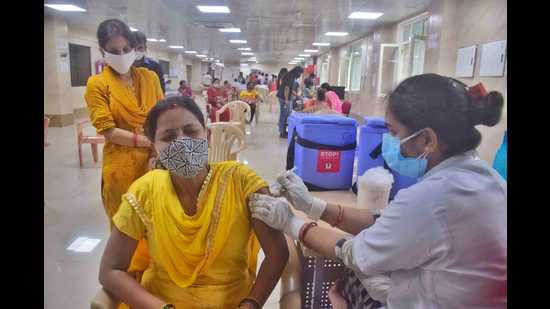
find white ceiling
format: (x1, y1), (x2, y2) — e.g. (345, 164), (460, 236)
(44, 0), (431, 65)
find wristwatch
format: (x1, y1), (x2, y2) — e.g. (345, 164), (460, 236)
(162, 304), (176, 309)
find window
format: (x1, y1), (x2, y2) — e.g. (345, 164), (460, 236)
(338, 54), (350, 89)
(159, 60), (170, 77)
(348, 43), (363, 91)
(397, 13), (428, 83)
(69, 43), (91, 87)
(319, 54), (329, 84)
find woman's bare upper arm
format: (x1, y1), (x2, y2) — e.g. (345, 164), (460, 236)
(249, 187), (288, 254)
(100, 227), (139, 272)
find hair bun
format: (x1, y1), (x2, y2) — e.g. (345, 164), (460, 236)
(469, 91), (504, 127)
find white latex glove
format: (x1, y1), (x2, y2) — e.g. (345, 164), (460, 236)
(249, 193), (305, 239)
(277, 171), (327, 220)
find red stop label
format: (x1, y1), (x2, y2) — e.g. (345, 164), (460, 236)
(316, 150), (341, 173)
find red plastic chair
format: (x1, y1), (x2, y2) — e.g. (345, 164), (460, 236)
(75, 118), (105, 168)
(342, 101), (352, 116)
(44, 116), (51, 148)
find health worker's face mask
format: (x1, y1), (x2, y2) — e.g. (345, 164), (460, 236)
(103, 50), (135, 74)
(382, 129), (429, 178)
(158, 136), (209, 178)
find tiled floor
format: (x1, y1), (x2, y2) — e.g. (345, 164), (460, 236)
(44, 97), (287, 309)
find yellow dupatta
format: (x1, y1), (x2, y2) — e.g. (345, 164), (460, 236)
(101, 66), (162, 132)
(148, 162), (264, 288)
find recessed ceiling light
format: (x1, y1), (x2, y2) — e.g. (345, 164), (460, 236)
(348, 12), (384, 19)
(241, 52), (254, 56)
(304, 49), (319, 53)
(238, 47), (252, 51)
(184, 50), (197, 54)
(326, 32), (349, 36)
(169, 45), (184, 49)
(196, 54), (207, 58)
(44, 4), (86, 12)
(219, 28), (241, 33)
(130, 27), (139, 32)
(159, 39), (167, 42)
(313, 42), (330, 46)
(196, 5), (230, 13)
(230, 40), (247, 44)
(298, 54), (311, 57)
(147, 38), (158, 42)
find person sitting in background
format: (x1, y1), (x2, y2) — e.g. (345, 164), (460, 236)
(99, 96), (289, 309)
(201, 73), (212, 90)
(133, 31), (166, 94)
(178, 80), (194, 98)
(240, 81), (261, 123)
(320, 82), (343, 113)
(223, 80), (234, 101)
(207, 78), (230, 122)
(302, 77), (314, 99)
(303, 88), (329, 111)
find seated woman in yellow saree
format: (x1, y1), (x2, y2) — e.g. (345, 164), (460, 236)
(99, 96), (289, 309)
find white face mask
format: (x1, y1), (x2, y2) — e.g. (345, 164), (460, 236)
(135, 51), (145, 61)
(103, 50), (135, 74)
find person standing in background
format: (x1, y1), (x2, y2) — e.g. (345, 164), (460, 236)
(207, 78), (230, 122)
(202, 72), (212, 89)
(133, 31), (166, 94)
(85, 19), (164, 285)
(276, 66), (303, 138)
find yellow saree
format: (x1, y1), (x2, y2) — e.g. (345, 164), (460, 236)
(85, 65), (163, 275)
(113, 162), (268, 308)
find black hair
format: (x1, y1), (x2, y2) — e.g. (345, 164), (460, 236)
(144, 96), (206, 141)
(224, 80), (229, 84)
(304, 78), (314, 89)
(309, 73), (316, 78)
(282, 66), (303, 88)
(317, 88), (326, 102)
(212, 78), (220, 84)
(96, 19), (136, 50)
(320, 82), (331, 90)
(179, 80), (186, 86)
(247, 81), (255, 88)
(387, 73), (504, 157)
(133, 31), (147, 45)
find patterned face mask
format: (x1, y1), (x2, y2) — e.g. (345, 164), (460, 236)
(158, 137), (209, 178)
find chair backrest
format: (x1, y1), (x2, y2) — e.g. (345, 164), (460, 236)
(296, 242), (346, 309)
(207, 122), (246, 163)
(255, 85), (268, 102)
(216, 100), (251, 125)
(342, 100), (352, 116)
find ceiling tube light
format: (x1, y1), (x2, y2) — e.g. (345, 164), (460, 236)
(348, 12), (384, 19)
(159, 39), (167, 42)
(219, 28), (241, 33)
(230, 40), (247, 44)
(313, 42), (330, 46)
(44, 4), (86, 12)
(238, 47), (251, 51)
(241, 52), (254, 56)
(147, 38), (158, 42)
(326, 32), (349, 36)
(196, 6), (230, 13)
(298, 54), (311, 57)
(304, 49), (319, 53)
(196, 54), (207, 58)
(294, 57), (305, 60)
(130, 27), (139, 32)
(184, 51), (197, 54)
(169, 45), (184, 49)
